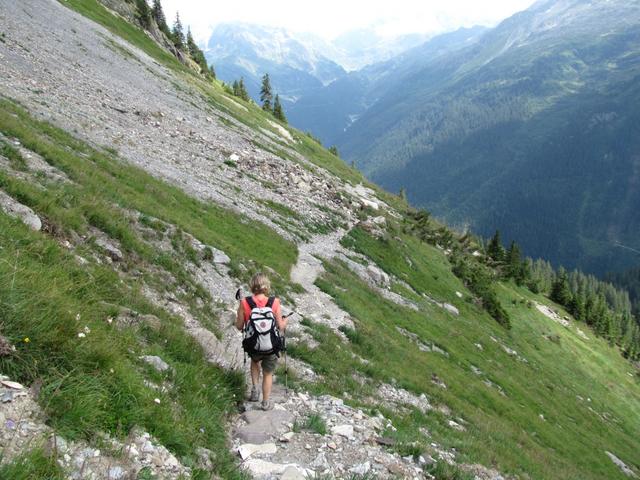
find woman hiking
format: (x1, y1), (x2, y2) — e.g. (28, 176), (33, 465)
(236, 272), (287, 411)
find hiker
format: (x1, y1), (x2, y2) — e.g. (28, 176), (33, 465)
(236, 272), (287, 411)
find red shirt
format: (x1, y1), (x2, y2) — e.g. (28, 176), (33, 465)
(241, 295), (281, 324)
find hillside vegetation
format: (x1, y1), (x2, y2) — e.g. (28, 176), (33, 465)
(0, 1), (639, 479)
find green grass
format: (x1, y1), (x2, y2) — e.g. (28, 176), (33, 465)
(59, 0), (188, 74)
(290, 228), (640, 479)
(0, 98), (306, 477)
(0, 448), (65, 480)
(303, 413), (328, 435)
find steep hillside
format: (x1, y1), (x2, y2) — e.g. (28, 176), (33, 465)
(0, 1), (639, 480)
(334, 0), (640, 275)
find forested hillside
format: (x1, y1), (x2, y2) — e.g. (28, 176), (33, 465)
(334, 0), (640, 276)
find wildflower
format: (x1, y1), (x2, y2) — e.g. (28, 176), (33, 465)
(78, 332), (86, 338)
(75, 313), (81, 321)
(154, 398), (161, 404)
(23, 337), (30, 343)
(109, 368), (115, 374)
(83, 326), (91, 334)
(106, 317), (113, 324)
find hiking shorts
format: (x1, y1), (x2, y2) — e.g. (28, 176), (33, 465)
(250, 353), (278, 373)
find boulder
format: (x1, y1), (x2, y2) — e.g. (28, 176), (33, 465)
(0, 190), (41, 231)
(330, 424), (354, 438)
(237, 443), (277, 460)
(442, 303), (459, 316)
(236, 410), (295, 444)
(366, 265), (389, 287)
(139, 355), (171, 372)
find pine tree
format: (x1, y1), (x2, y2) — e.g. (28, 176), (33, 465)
(506, 241), (524, 283)
(232, 80), (240, 97)
(151, 0), (170, 36)
(209, 64), (216, 80)
(550, 267), (572, 306)
(487, 230), (505, 263)
(273, 94), (287, 123)
(260, 74), (273, 112)
(135, 0), (152, 29)
(329, 146), (339, 157)
(186, 27), (197, 57)
(238, 78), (249, 101)
(171, 12), (185, 50)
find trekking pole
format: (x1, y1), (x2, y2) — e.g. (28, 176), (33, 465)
(281, 312), (295, 396)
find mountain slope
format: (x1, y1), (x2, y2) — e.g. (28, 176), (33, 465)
(336, 0), (640, 275)
(0, 1), (639, 479)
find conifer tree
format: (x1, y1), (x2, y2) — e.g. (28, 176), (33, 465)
(329, 146), (339, 157)
(238, 78), (249, 101)
(550, 267), (572, 306)
(506, 241), (524, 283)
(135, 0), (152, 30)
(172, 12), (185, 50)
(232, 80), (240, 97)
(273, 94), (287, 123)
(487, 230), (505, 263)
(260, 73), (273, 112)
(151, 0), (170, 36)
(209, 64), (216, 80)
(186, 27), (197, 57)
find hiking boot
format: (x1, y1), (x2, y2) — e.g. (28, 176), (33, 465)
(249, 386), (259, 402)
(261, 400), (273, 411)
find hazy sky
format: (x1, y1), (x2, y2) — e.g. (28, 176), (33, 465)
(161, 0), (538, 45)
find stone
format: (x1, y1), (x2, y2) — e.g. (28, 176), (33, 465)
(349, 461), (371, 475)
(279, 432), (295, 442)
(281, 465), (307, 480)
(213, 250), (231, 264)
(237, 443), (277, 460)
(236, 410), (295, 444)
(196, 447), (214, 469)
(311, 452), (329, 469)
(331, 424), (354, 438)
(442, 303), (459, 316)
(0, 190), (42, 231)
(371, 216), (386, 225)
(1, 380), (25, 390)
(455, 291), (463, 298)
(139, 355), (171, 372)
(366, 265), (390, 287)
(229, 153), (240, 162)
(243, 459), (296, 477)
(606, 451), (638, 478)
(107, 466), (125, 479)
(361, 199), (379, 211)
(94, 237), (123, 261)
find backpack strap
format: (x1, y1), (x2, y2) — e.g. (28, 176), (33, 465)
(266, 296), (275, 308)
(245, 296), (257, 310)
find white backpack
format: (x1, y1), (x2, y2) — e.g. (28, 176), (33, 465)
(242, 296), (282, 355)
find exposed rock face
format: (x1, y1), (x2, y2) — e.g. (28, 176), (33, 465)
(0, 190), (42, 231)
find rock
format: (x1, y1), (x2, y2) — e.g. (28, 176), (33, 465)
(455, 291), (463, 298)
(361, 199), (379, 211)
(375, 437), (396, 447)
(281, 465), (307, 480)
(366, 265), (389, 287)
(0, 335), (16, 356)
(139, 355), (171, 372)
(279, 432), (295, 442)
(243, 459), (296, 477)
(310, 452), (329, 469)
(196, 447), (214, 470)
(229, 153), (240, 162)
(0, 190), (42, 231)
(1, 380), (25, 390)
(371, 216), (386, 225)
(213, 250), (231, 264)
(236, 410), (295, 444)
(448, 420), (466, 431)
(327, 441), (337, 450)
(94, 237), (123, 261)
(237, 443), (277, 460)
(349, 461), (371, 475)
(442, 303), (459, 316)
(331, 424), (354, 438)
(107, 466), (125, 479)
(606, 451), (638, 478)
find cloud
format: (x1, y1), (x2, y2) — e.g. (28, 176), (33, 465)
(159, 0), (537, 45)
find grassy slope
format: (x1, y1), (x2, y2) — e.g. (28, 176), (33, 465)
(0, 97), (300, 478)
(292, 227), (640, 479)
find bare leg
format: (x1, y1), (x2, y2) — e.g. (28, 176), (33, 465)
(251, 359), (261, 387)
(262, 371), (273, 401)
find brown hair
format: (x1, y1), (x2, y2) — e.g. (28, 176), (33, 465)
(249, 272), (271, 295)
